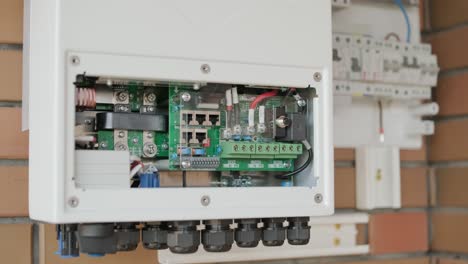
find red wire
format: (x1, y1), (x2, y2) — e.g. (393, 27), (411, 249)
(249, 90), (278, 109)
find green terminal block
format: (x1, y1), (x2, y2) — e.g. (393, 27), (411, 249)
(220, 142), (302, 159)
(276, 143), (303, 159)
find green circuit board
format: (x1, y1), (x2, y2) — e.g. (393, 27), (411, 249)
(167, 85), (301, 171)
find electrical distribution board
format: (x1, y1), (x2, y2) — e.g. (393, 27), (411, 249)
(24, 0), (333, 259)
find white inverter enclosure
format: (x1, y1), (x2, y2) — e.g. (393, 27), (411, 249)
(24, 0), (333, 224)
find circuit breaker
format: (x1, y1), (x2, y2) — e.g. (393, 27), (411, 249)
(23, 0), (333, 258)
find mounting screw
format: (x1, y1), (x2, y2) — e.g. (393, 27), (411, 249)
(68, 197), (79, 208)
(146, 93), (156, 103)
(200, 64), (211, 74)
(70, 56), (80, 66)
(116, 91), (128, 102)
(313, 72), (322, 82)
(181, 92), (191, 102)
(201, 195), (211, 206)
(314, 194), (323, 203)
(143, 143), (157, 157)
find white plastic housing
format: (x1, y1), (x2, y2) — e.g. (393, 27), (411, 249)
(356, 147), (401, 210)
(24, 0), (334, 223)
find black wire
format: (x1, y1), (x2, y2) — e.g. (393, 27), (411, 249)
(182, 171), (187, 187)
(131, 180), (140, 188)
(276, 148), (313, 180)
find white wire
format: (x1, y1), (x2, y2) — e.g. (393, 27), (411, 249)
(130, 164), (143, 179)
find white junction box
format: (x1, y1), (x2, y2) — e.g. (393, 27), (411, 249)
(332, 1), (439, 210)
(23, 0), (334, 257)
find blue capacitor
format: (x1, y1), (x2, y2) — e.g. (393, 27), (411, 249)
(139, 172), (160, 188)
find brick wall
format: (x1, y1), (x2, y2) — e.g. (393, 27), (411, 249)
(424, 1), (468, 264)
(0, 1), (443, 264)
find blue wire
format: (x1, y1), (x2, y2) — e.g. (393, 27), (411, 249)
(393, 0), (411, 43)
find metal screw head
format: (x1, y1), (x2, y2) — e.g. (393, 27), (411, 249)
(143, 143), (157, 157)
(100, 142), (108, 149)
(68, 197), (79, 208)
(117, 92), (128, 102)
(132, 137), (139, 144)
(115, 142), (128, 151)
(297, 99), (307, 107)
(181, 92), (191, 102)
(118, 131), (125, 138)
(146, 93), (156, 103)
(314, 194), (323, 203)
(70, 56), (80, 66)
(201, 195), (211, 206)
(313, 72), (322, 82)
(200, 64), (211, 74)
(146, 132), (154, 139)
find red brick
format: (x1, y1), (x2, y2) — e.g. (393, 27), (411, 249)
(425, 26), (468, 71)
(0, 50), (22, 101)
(0, 224), (32, 264)
(344, 258), (430, 264)
(335, 148), (355, 161)
(432, 212), (468, 253)
(401, 167), (428, 208)
(0, 0), (23, 43)
(436, 258), (468, 264)
(369, 212), (428, 254)
(435, 73), (468, 116)
(430, 120), (468, 161)
(335, 167), (356, 209)
(429, 0), (468, 30)
(436, 168), (468, 207)
(0, 166), (28, 216)
(0, 108), (28, 159)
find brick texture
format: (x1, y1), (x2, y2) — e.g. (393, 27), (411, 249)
(436, 72), (468, 116)
(432, 212), (468, 253)
(0, 224), (32, 264)
(429, 0), (468, 30)
(369, 212), (428, 254)
(0, 50), (22, 101)
(0, 0), (23, 44)
(436, 168), (468, 207)
(335, 167), (356, 208)
(425, 26), (468, 71)
(335, 148), (355, 161)
(401, 167), (428, 208)
(0, 166), (28, 216)
(0, 107), (28, 159)
(436, 258), (468, 264)
(430, 120), (468, 161)
(343, 258), (430, 264)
